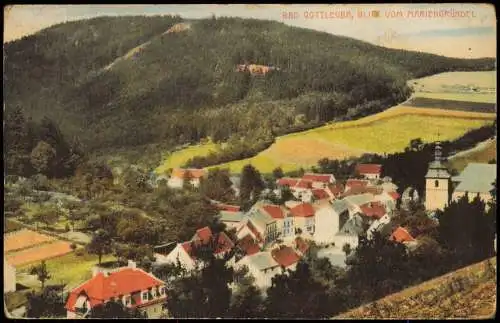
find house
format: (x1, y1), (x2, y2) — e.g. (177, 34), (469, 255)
(167, 168), (206, 189)
(245, 206), (279, 244)
(292, 179), (314, 202)
(451, 163), (496, 205)
(236, 234), (261, 257)
(355, 164), (382, 180)
(276, 177), (300, 188)
(233, 251), (281, 291)
(390, 226), (415, 243)
(359, 201), (387, 221)
(301, 173), (336, 188)
(366, 213), (392, 240)
(65, 261), (167, 319)
(344, 179), (370, 192)
(4, 258), (16, 293)
(271, 246), (301, 271)
(217, 211), (245, 230)
(373, 191), (397, 213)
(289, 202), (316, 235)
(312, 199), (345, 245)
(259, 204), (289, 239)
(343, 193), (376, 217)
(333, 213), (366, 249)
(155, 227), (234, 270)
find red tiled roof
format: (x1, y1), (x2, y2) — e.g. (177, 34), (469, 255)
(302, 173), (334, 183)
(237, 234), (260, 256)
(295, 179), (313, 189)
(345, 179), (370, 189)
(65, 268), (165, 312)
(356, 164), (382, 175)
(328, 184), (344, 195)
(359, 203), (386, 219)
(294, 237), (309, 255)
(312, 189), (330, 200)
(388, 192), (400, 200)
(290, 203), (315, 218)
(262, 205), (285, 219)
(343, 186), (382, 197)
(277, 178), (299, 187)
(194, 227), (213, 244)
(171, 168), (206, 179)
(271, 246), (301, 268)
(390, 227), (415, 243)
(215, 203), (241, 212)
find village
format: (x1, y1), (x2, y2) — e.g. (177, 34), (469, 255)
(5, 139), (495, 318)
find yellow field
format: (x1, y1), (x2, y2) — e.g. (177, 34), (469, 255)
(163, 105), (495, 174)
(409, 71), (496, 103)
(155, 141), (220, 175)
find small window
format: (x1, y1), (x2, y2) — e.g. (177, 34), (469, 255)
(435, 180), (439, 188)
(160, 287), (166, 296)
(142, 292), (148, 301)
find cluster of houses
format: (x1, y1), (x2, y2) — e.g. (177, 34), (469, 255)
(150, 163), (417, 293)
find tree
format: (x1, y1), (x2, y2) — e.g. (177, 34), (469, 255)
(33, 205), (60, 229)
(30, 261), (51, 289)
(26, 287), (65, 318)
(239, 164), (264, 208)
(199, 168), (235, 203)
(264, 261), (329, 318)
(88, 300), (145, 318)
(272, 167), (284, 179)
(437, 194), (495, 267)
(30, 141), (56, 175)
(87, 229), (113, 265)
(228, 266), (265, 318)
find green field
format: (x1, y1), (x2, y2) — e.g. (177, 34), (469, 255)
(155, 141), (220, 175)
(161, 106), (495, 175)
(409, 71), (496, 104)
(17, 251), (117, 291)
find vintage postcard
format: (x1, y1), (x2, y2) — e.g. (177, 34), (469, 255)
(3, 4), (497, 319)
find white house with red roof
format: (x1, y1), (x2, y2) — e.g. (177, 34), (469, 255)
(276, 174), (337, 203)
(301, 173), (336, 188)
(167, 168), (206, 189)
(65, 262), (167, 319)
(312, 199), (348, 245)
(232, 251), (281, 292)
(155, 227), (234, 271)
(355, 164), (382, 180)
(288, 202), (316, 235)
(271, 245), (301, 271)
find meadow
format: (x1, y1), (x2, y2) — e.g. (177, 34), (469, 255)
(155, 141), (220, 175)
(447, 138), (497, 173)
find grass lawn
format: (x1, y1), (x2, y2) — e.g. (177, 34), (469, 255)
(16, 251), (117, 291)
(412, 92), (496, 104)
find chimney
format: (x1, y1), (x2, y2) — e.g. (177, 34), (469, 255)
(128, 260), (137, 269)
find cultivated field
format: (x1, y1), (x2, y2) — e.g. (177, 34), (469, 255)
(16, 251), (117, 290)
(209, 106), (495, 174)
(447, 138), (497, 173)
(6, 240), (74, 267)
(336, 257), (496, 319)
(408, 71), (496, 104)
(4, 229), (56, 253)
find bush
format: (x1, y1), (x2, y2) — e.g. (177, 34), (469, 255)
(65, 223), (70, 232)
(75, 249), (84, 257)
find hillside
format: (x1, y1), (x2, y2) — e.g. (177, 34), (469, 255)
(4, 16), (495, 165)
(335, 257), (496, 319)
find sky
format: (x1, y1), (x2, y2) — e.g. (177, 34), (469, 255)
(4, 4), (497, 58)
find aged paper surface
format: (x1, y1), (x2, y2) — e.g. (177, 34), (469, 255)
(3, 4), (496, 319)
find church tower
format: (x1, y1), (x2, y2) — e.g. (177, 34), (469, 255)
(425, 141), (451, 211)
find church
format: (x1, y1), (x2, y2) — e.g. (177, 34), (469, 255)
(425, 141), (496, 212)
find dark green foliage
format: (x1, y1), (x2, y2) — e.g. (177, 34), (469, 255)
(30, 261), (52, 289)
(199, 168), (235, 203)
(87, 229), (113, 265)
(239, 164), (265, 209)
(88, 300), (145, 318)
(436, 194), (496, 267)
(26, 287), (66, 318)
(5, 16), (493, 158)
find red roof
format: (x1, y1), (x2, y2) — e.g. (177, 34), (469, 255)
(237, 234), (260, 256)
(388, 191), (400, 200)
(290, 203), (315, 218)
(356, 164), (382, 175)
(277, 178), (299, 187)
(343, 186), (383, 197)
(65, 268), (165, 312)
(312, 189), (330, 200)
(295, 179), (313, 189)
(262, 205), (285, 219)
(184, 228), (235, 258)
(215, 203), (241, 212)
(345, 179), (370, 189)
(294, 237), (309, 255)
(390, 227), (415, 243)
(302, 173), (334, 183)
(359, 203), (386, 219)
(271, 246), (301, 268)
(171, 168), (206, 179)
(328, 184), (344, 196)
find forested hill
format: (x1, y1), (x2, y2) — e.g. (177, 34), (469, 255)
(4, 15), (495, 156)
